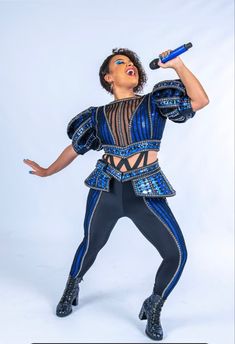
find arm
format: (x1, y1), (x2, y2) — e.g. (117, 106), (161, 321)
(174, 63), (210, 111)
(158, 49), (210, 111)
(23, 144), (79, 177)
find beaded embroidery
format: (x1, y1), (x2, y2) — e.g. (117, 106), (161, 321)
(84, 159), (176, 197)
(131, 169), (176, 197)
(67, 79), (197, 196)
(102, 140), (161, 158)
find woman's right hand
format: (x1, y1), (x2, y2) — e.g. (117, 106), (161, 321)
(23, 159), (48, 177)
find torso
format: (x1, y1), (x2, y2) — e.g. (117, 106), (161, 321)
(102, 95), (159, 172)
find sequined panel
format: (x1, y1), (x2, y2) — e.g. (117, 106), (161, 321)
(84, 159), (176, 197)
(84, 162), (112, 192)
(84, 158), (161, 190)
(71, 117), (96, 154)
(131, 169), (176, 197)
(151, 79), (196, 123)
(152, 79), (186, 94)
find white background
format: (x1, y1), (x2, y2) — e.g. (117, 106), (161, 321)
(0, 0), (234, 343)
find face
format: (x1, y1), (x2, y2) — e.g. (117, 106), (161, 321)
(104, 54), (139, 91)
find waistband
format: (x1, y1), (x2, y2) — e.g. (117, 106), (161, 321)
(102, 140), (161, 158)
(95, 158), (160, 182)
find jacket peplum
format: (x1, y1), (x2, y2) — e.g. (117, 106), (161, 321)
(67, 79), (196, 198)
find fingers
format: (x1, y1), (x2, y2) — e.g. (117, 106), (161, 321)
(23, 158), (42, 175)
(159, 49), (172, 59)
(23, 159), (38, 169)
(23, 158), (34, 164)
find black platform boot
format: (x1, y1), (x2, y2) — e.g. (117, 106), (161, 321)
(56, 275), (83, 317)
(139, 293), (165, 341)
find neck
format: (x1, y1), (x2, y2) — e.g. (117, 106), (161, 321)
(113, 87), (136, 100)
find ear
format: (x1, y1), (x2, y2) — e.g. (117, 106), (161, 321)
(104, 74), (112, 84)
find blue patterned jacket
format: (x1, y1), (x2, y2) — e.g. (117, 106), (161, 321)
(67, 79), (197, 198)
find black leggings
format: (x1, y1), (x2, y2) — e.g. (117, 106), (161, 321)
(69, 177), (188, 300)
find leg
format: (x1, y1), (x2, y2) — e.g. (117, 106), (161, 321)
(127, 193), (187, 300)
(143, 196), (188, 300)
(70, 180), (123, 279)
(123, 181), (187, 340)
(56, 178), (124, 317)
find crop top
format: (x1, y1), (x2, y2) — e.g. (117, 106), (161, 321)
(67, 78), (196, 157)
(66, 79), (197, 197)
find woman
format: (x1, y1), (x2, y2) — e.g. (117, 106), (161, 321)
(23, 47), (209, 341)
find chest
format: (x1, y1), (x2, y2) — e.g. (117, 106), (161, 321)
(106, 96), (145, 145)
(96, 93), (167, 146)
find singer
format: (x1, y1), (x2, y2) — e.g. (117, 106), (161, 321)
(23, 47), (209, 341)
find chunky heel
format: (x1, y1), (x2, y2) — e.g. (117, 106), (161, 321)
(139, 293), (165, 340)
(139, 304), (147, 320)
(72, 295), (78, 306)
(56, 275), (82, 317)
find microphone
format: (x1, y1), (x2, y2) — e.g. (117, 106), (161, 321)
(149, 42), (193, 70)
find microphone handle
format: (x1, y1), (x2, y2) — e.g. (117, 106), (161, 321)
(149, 42), (192, 70)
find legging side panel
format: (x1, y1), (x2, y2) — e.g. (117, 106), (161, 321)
(69, 188), (103, 278)
(143, 197), (188, 300)
(69, 179), (124, 279)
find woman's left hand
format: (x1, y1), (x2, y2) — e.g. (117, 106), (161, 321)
(157, 49), (184, 69)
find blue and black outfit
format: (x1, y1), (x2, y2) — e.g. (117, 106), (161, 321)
(65, 79), (196, 302)
(56, 78), (197, 328)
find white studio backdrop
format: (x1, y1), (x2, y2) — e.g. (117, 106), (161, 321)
(0, 0), (234, 343)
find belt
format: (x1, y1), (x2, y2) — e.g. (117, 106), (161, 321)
(102, 140), (161, 158)
(84, 158), (176, 197)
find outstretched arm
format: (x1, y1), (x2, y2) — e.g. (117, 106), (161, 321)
(23, 144), (79, 177)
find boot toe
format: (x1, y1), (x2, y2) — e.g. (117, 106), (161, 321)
(146, 328), (163, 341)
(56, 302), (72, 317)
(146, 323), (163, 340)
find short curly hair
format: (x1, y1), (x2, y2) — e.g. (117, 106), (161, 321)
(99, 47), (148, 95)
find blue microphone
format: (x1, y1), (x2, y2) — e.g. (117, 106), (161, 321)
(149, 42), (193, 69)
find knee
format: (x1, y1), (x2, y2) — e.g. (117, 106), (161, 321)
(175, 238), (188, 268)
(164, 252), (180, 268)
(165, 244), (188, 268)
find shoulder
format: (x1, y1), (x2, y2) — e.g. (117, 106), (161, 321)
(67, 106), (97, 125)
(152, 78), (186, 95)
(67, 106), (98, 139)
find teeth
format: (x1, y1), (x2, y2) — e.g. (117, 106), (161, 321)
(127, 69), (134, 75)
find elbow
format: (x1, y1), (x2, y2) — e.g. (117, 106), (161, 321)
(191, 98), (210, 111)
(203, 97), (210, 106)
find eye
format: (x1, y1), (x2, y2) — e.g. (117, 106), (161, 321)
(115, 60), (124, 65)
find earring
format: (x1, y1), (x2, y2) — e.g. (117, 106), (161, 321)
(110, 83), (113, 92)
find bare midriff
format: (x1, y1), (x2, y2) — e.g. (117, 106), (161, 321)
(102, 150), (159, 172)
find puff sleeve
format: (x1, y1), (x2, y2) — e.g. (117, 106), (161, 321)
(151, 79), (196, 123)
(67, 106), (103, 155)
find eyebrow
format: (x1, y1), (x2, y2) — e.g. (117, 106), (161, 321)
(114, 58), (131, 63)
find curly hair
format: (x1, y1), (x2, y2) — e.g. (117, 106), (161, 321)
(99, 47), (148, 95)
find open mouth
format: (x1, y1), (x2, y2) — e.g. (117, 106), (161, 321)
(126, 67), (136, 77)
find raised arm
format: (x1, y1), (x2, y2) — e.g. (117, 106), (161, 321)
(158, 49), (210, 111)
(23, 144), (79, 177)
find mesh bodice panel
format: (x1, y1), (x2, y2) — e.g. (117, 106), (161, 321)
(104, 96), (143, 146)
(102, 96), (158, 171)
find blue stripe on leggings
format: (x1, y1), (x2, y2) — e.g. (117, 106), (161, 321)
(70, 189), (102, 277)
(144, 197), (187, 299)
